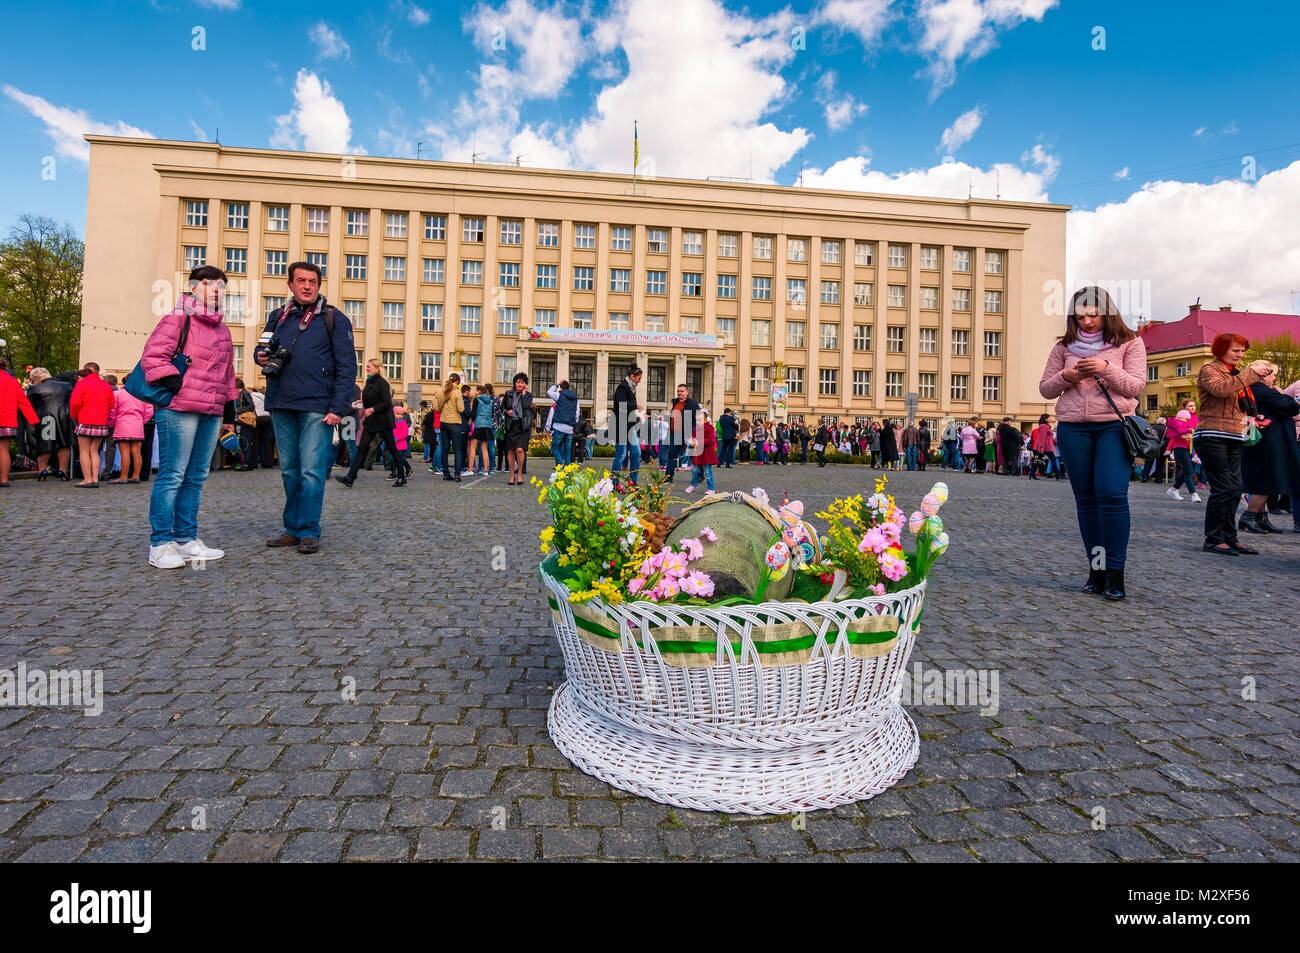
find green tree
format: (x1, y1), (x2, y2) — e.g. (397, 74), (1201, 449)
(1244, 333), (1300, 388)
(0, 214), (84, 373)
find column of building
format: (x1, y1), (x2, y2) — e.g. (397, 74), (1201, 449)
(972, 244), (987, 420)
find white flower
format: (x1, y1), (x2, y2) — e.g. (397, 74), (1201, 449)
(752, 487), (770, 506)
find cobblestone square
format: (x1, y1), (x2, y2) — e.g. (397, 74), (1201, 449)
(1, 461), (1297, 862)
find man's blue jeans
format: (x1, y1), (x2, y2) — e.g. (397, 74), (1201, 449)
(272, 410), (335, 541)
(612, 442), (641, 484)
(551, 431), (573, 466)
(1056, 421), (1131, 571)
(149, 408), (221, 546)
(906, 446), (918, 470)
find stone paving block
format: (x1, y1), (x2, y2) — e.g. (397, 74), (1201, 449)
(346, 834), (411, 862)
(281, 832), (348, 863)
(475, 829), (538, 861)
(214, 832), (289, 862)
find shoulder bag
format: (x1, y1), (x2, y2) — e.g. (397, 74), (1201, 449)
(1094, 375), (1161, 460)
(125, 313), (192, 407)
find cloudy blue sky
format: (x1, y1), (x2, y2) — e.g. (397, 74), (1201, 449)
(3, 0), (1298, 319)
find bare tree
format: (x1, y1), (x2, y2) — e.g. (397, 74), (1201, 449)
(1244, 333), (1300, 388)
(0, 214), (84, 372)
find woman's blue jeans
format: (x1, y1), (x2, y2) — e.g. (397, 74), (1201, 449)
(149, 408), (221, 546)
(1055, 421), (1131, 571)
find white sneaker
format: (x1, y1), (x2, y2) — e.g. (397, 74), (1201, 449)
(177, 539), (225, 560)
(149, 542), (186, 569)
(1189, 492), (1202, 502)
(1167, 487), (1184, 501)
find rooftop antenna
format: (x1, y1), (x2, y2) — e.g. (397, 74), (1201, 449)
(215, 127), (219, 145)
(799, 151), (805, 187)
(968, 176), (972, 199)
(416, 141), (424, 160)
(514, 153), (527, 167)
(996, 169), (1000, 200)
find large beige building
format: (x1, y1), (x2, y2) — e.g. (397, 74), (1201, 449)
(83, 135), (1067, 428)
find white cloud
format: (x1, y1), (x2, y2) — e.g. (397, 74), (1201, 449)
(1021, 142), (1059, 182)
(1068, 161), (1300, 320)
(1113, 166), (1129, 180)
(800, 153), (1053, 201)
(190, 120), (209, 142)
(270, 70), (365, 155)
(815, 0), (895, 46)
(2, 85), (154, 162)
(1193, 126), (1206, 137)
(817, 71), (867, 133)
(195, 0), (240, 8)
(939, 105), (983, 152)
(407, 4), (431, 25)
(309, 21), (351, 60)
(917, 0), (1057, 97)
(465, 0), (586, 99)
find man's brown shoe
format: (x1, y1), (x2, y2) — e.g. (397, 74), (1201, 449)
(266, 534), (300, 547)
(297, 538), (319, 554)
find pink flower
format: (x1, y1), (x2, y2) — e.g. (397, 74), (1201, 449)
(657, 576), (681, 599)
(679, 537), (704, 561)
(869, 583), (886, 597)
(661, 551), (687, 576)
(700, 527), (718, 543)
(682, 571), (714, 597)
(882, 520), (902, 544)
(879, 552), (907, 582)
(628, 577), (646, 595)
(859, 527), (889, 554)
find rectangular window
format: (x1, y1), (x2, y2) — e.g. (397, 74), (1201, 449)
(718, 233), (738, 257)
(1146, 365), (1160, 382)
(920, 328), (937, 354)
(532, 359), (556, 395)
(751, 319), (771, 347)
(610, 226), (631, 251)
(1176, 361), (1191, 376)
(232, 344), (243, 367)
(820, 280), (840, 304)
(984, 331), (1002, 357)
(495, 355), (516, 382)
(499, 261), (520, 287)
(499, 219), (521, 245)
(750, 365), (770, 392)
(1147, 394), (1159, 411)
(185, 201), (208, 227)
(355, 350), (364, 379)
(682, 231), (703, 255)
(382, 301), (404, 331)
(887, 326), (905, 352)
(952, 329), (970, 355)
(265, 250), (287, 276)
(716, 317), (736, 344)
(951, 374), (968, 400)
(646, 228), (668, 254)
(752, 276), (772, 300)
(820, 322), (839, 350)
(952, 288), (971, 311)
(346, 210), (369, 236)
(424, 214), (446, 240)
(224, 247), (247, 274)
(307, 251), (327, 278)
(343, 300), (365, 329)
(266, 206), (289, 232)
(887, 284), (905, 308)
(787, 278), (807, 305)
(787, 238), (807, 262)
(646, 270), (666, 295)
(420, 352), (442, 381)
(985, 290), (1003, 313)
(383, 212), (407, 238)
(420, 303), (442, 332)
(183, 246), (206, 270)
(224, 295), (245, 324)
(681, 272), (702, 297)
(462, 218), (485, 243)
(724, 363), (736, 393)
(753, 236), (772, 260)
(344, 254), (367, 280)
(886, 371), (904, 399)
(888, 244), (907, 268)
(537, 221), (559, 246)
(644, 315), (665, 333)
(536, 264), (557, 289)
(263, 296), (287, 317)
(226, 203), (248, 229)
(534, 308), (556, 328)
(384, 256), (407, 281)
(819, 368), (838, 396)
(821, 240), (841, 264)
(497, 306), (519, 335)
(609, 268), (630, 292)
(854, 282), (873, 306)
(572, 311), (593, 329)
(382, 350), (402, 380)
(459, 305), (482, 334)
(786, 367), (804, 395)
(574, 224), (596, 249)
(646, 365), (666, 402)
(305, 208), (329, 234)
(853, 324), (872, 351)
(920, 246), (939, 270)
(460, 260), (483, 285)
(953, 249), (971, 273)
(609, 312), (629, 331)
(786, 321), (806, 348)
(983, 375), (1001, 401)
(855, 242), (874, 266)
(415, 258), (441, 284)
(573, 266), (595, 291)
(717, 274), (736, 299)
(920, 287), (938, 310)
(986, 250), (1004, 274)
(681, 315), (700, 334)
(853, 370), (872, 397)
(919, 372), (937, 399)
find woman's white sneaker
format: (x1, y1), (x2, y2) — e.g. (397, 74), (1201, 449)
(178, 539), (225, 560)
(149, 542), (186, 569)
(1189, 492), (1203, 502)
(1167, 488), (1184, 501)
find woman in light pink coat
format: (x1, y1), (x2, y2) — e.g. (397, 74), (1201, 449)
(107, 385), (154, 483)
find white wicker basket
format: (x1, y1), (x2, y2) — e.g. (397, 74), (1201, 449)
(540, 562), (924, 815)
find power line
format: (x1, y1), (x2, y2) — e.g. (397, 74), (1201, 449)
(1054, 140), (1300, 192)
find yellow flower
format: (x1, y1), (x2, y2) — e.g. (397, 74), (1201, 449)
(539, 526), (555, 542)
(540, 542), (550, 554)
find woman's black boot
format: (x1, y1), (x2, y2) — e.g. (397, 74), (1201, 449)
(1257, 511), (1284, 533)
(1083, 569), (1105, 595)
(1238, 511), (1267, 534)
(1103, 569), (1126, 601)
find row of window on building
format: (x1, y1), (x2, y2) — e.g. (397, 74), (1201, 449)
(183, 201), (1007, 271)
(1146, 361), (1193, 381)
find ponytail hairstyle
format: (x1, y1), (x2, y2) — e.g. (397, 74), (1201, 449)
(441, 372), (461, 402)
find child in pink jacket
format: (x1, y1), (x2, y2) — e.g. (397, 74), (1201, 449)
(108, 386), (155, 482)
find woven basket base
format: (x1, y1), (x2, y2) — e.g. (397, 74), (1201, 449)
(548, 682), (920, 815)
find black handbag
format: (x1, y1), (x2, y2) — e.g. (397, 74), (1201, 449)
(1094, 375), (1161, 460)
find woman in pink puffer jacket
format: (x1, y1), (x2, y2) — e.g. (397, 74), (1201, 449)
(139, 265), (238, 569)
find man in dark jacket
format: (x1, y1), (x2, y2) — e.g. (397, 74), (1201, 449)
(997, 418), (1022, 475)
(797, 422), (810, 463)
(664, 383), (701, 482)
(256, 261), (356, 553)
(718, 408), (738, 468)
(611, 366), (643, 485)
(902, 423), (920, 470)
(918, 422), (932, 472)
(335, 359), (408, 488)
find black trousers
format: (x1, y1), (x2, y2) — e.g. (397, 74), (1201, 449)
(441, 422), (466, 478)
(349, 427), (406, 480)
(1196, 435), (1243, 545)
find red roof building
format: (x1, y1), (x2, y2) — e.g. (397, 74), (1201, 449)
(1139, 305), (1300, 354)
